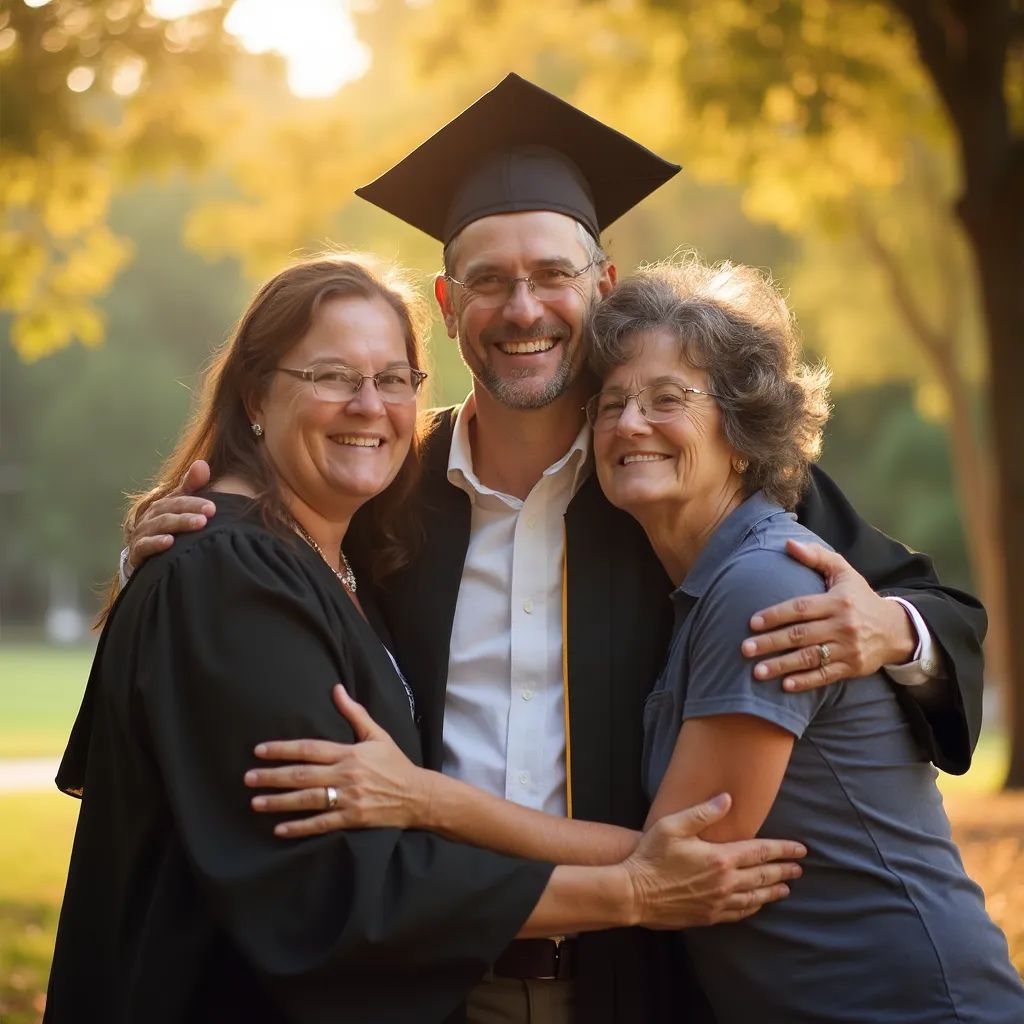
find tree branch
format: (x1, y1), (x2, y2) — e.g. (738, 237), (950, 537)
(853, 203), (952, 366)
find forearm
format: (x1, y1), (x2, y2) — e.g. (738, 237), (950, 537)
(423, 771), (640, 865)
(518, 864), (635, 937)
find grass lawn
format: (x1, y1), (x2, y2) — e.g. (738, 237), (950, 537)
(0, 644), (95, 758)
(0, 792), (78, 1024)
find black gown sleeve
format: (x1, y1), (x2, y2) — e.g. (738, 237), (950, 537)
(106, 524), (551, 1022)
(797, 465), (985, 773)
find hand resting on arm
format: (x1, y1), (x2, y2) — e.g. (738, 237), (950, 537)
(246, 685), (806, 929)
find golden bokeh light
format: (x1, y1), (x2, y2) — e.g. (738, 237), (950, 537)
(225, 0), (371, 98)
(66, 65), (95, 92)
(146, 0), (371, 98)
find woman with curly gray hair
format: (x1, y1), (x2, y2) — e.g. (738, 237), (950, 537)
(587, 255), (1024, 1023)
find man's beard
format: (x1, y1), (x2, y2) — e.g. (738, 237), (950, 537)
(477, 346), (576, 409)
(473, 302), (596, 410)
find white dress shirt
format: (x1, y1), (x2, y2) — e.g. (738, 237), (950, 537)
(443, 397), (590, 815)
(883, 597), (943, 684)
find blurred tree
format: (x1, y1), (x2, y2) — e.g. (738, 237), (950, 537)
(819, 384), (971, 591)
(888, 0), (1024, 787)
(0, 181), (243, 619)
(0, 0), (237, 360)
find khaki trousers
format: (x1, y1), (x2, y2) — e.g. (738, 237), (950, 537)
(465, 971), (574, 1024)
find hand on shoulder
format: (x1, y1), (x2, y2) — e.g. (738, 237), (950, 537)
(126, 460), (216, 573)
(742, 539), (917, 692)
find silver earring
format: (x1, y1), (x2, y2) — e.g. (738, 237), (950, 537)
(251, 423), (263, 438)
(733, 457), (749, 474)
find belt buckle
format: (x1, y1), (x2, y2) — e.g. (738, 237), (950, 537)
(539, 935), (566, 981)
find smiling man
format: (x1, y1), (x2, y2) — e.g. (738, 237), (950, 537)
(126, 76), (986, 1023)
(352, 74), (985, 1023)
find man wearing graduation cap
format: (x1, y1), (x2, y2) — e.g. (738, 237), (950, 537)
(351, 73), (984, 1022)
(126, 75), (984, 1023)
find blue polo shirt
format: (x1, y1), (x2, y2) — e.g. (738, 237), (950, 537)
(642, 492), (1024, 1024)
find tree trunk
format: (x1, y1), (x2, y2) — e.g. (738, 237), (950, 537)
(892, 0), (1024, 787)
(935, 352), (1008, 689)
(969, 217), (1024, 787)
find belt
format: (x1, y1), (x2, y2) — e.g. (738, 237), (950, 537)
(492, 937), (576, 981)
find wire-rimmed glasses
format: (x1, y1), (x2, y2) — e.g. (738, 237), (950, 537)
(277, 363), (428, 403)
(584, 382), (720, 431)
(445, 259), (602, 308)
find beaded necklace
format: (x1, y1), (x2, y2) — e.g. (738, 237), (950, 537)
(293, 522), (357, 593)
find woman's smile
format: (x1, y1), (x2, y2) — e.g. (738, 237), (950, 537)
(329, 433), (384, 449)
(619, 451), (673, 466)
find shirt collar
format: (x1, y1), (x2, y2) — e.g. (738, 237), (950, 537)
(446, 392), (592, 502)
(675, 490), (786, 603)
(446, 394), (478, 495)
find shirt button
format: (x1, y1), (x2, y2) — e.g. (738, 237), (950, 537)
(526, 515), (537, 529)
(522, 689), (534, 701)
(921, 659), (936, 675)
(518, 771), (530, 785)
(523, 599), (534, 614)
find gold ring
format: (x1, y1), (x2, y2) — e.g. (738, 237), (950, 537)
(818, 643), (831, 669)
(325, 785), (338, 809)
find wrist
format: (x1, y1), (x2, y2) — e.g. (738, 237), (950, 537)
(615, 862), (642, 928)
(884, 596), (917, 664)
(119, 546), (135, 583)
(416, 768), (441, 830)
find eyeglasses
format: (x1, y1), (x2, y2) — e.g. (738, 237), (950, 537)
(277, 363), (428, 403)
(445, 259), (602, 308)
(584, 383), (720, 431)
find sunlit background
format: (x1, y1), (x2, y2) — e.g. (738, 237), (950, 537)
(1, 1), (1021, 1018)
(149, 0), (371, 97)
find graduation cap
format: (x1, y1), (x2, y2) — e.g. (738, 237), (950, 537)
(356, 73), (681, 244)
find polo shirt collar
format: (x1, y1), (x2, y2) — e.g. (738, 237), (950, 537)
(675, 490), (785, 603)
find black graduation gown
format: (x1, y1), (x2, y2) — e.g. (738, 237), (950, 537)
(45, 494), (552, 1024)
(351, 406), (987, 1024)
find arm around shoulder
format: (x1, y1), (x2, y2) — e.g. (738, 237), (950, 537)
(798, 465), (984, 772)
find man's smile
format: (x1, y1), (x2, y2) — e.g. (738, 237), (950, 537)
(497, 337), (558, 355)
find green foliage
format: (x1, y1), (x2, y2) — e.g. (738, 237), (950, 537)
(0, 182), (243, 614)
(0, 0), (237, 360)
(820, 384), (971, 590)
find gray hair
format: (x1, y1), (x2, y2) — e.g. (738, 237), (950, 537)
(442, 218), (605, 276)
(589, 254), (831, 510)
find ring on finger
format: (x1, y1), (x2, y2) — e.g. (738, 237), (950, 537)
(817, 643), (831, 668)
(325, 785), (338, 809)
